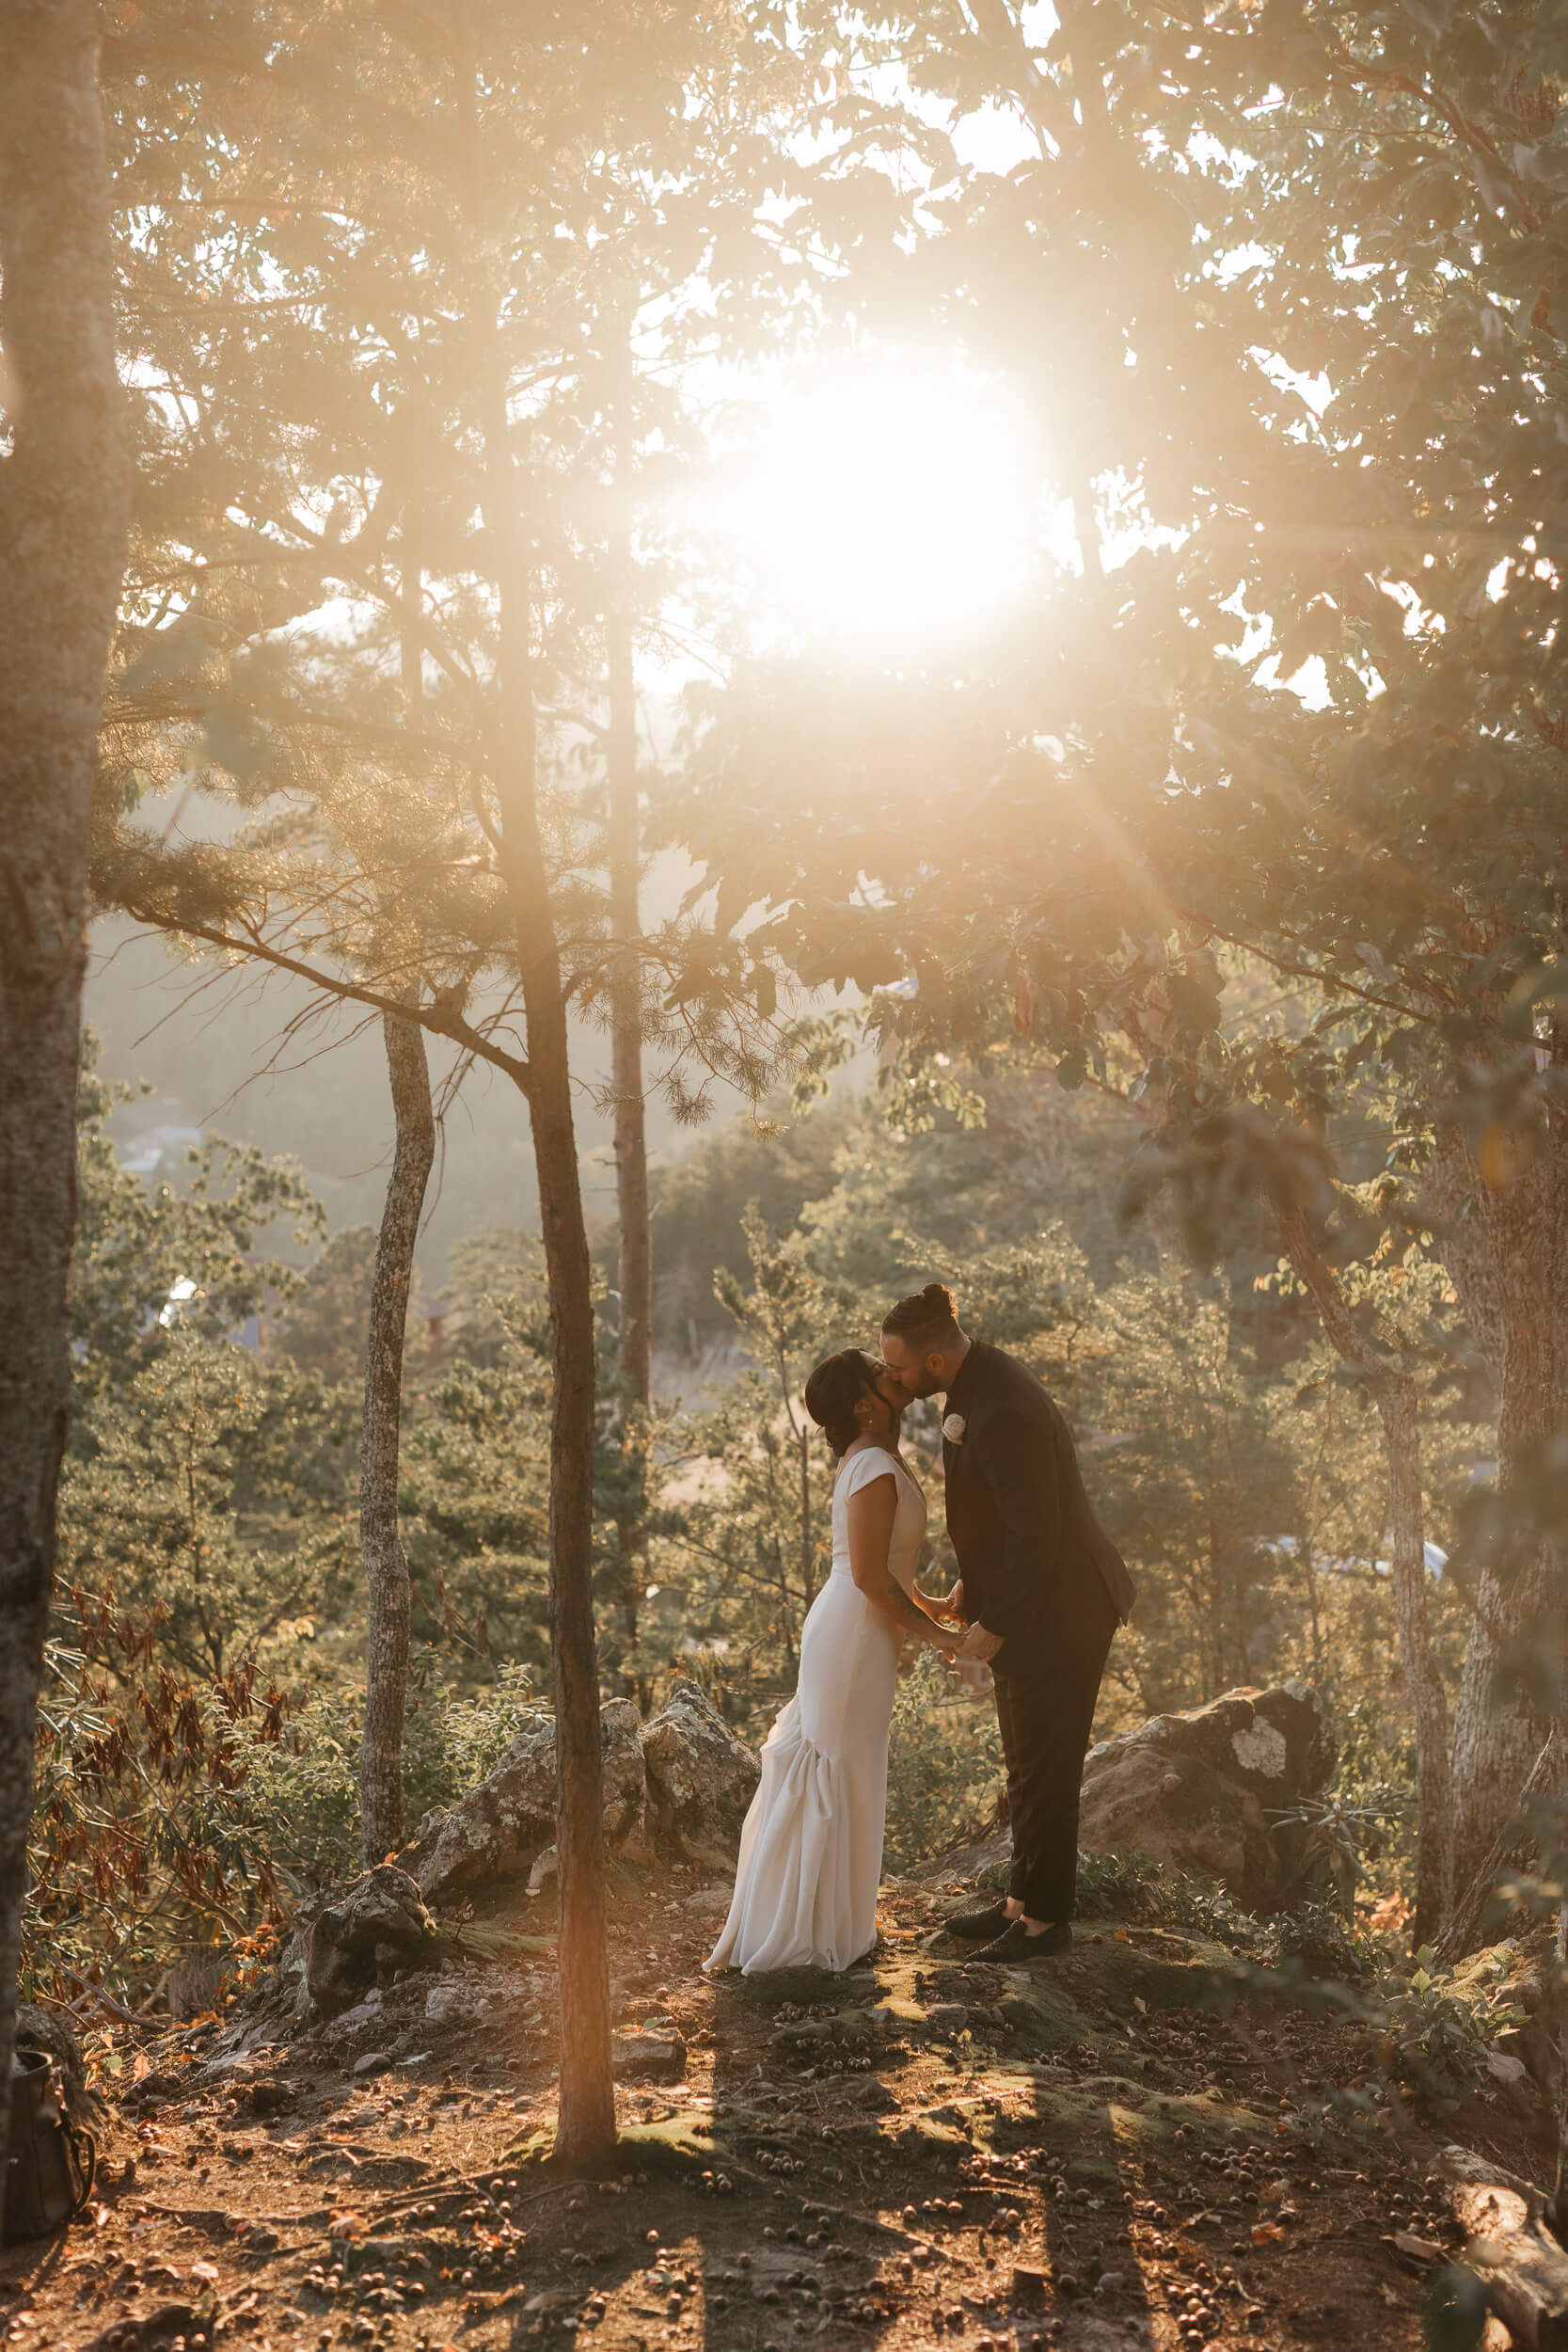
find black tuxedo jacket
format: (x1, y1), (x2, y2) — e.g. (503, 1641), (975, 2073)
(941, 1340), (1135, 1650)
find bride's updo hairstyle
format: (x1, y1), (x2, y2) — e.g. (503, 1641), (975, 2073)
(804, 1349), (884, 1459)
(881, 1280), (960, 1352)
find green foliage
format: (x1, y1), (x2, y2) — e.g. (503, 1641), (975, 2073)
(644, 1100), (856, 1356)
(72, 1037), (325, 1418)
(1372, 1945), (1527, 2107)
(245, 1664), (543, 1892)
(883, 1653), (1003, 1877)
(268, 1226), (379, 1382)
(1259, 1902), (1377, 1985)
(1069, 1847), (1260, 1947)
(63, 1330), (358, 1681)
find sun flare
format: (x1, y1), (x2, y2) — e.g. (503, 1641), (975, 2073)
(722, 358), (1040, 651)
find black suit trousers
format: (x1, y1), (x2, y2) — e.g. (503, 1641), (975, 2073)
(991, 1572), (1117, 1923)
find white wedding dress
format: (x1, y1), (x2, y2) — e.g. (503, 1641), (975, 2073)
(705, 1443), (927, 1975)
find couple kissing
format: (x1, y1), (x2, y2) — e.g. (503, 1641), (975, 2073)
(705, 1283), (1135, 1977)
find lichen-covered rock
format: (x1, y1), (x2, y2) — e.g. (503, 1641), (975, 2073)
(410, 1697), (652, 1904)
(392, 1680), (758, 1905)
(600, 1698), (653, 1856)
(1078, 1683), (1337, 1912)
(306, 1865), (445, 2019)
(639, 1677), (759, 1865)
(611, 2026), (687, 2082)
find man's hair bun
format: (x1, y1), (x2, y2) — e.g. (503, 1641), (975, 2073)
(882, 1280), (961, 1346)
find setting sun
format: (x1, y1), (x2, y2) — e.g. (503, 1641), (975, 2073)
(720, 358), (1042, 650)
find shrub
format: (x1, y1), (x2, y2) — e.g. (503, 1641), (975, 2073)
(884, 1653), (1004, 1874)
(246, 1661), (541, 1889)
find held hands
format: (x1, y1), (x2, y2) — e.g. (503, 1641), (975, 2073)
(933, 1579), (965, 1624)
(956, 1622), (1004, 1662)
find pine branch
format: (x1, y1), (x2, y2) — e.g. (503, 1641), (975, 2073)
(120, 898), (531, 1093)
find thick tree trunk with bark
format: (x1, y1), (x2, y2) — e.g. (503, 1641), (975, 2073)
(1275, 1210), (1453, 1941)
(0, 0), (127, 2233)
(358, 1004), (436, 1865)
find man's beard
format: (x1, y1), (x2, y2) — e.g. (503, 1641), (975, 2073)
(912, 1367), (943, 1399)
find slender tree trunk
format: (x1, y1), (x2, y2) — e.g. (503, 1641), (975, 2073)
(607, 469), (650, 1697)
(401, 510), (423, 718)
(0, 0), (127, 2233)
(459, 15), (614, 2166)
(499, 779), (612, 2167)
(359, 1002), (436, 1865)
(1377, 1374), (1455, 1939)
(1275, 1209), (1454, 1943)
(608, 596), (650, 1412)
(1447, 1123), (1568, 1902)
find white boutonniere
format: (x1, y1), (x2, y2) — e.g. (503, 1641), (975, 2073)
(942, 1413), (966, 1445)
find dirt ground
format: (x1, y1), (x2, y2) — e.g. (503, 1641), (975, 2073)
(1, 1869), (1544, 2352)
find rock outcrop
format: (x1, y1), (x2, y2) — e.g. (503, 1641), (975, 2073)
(641, 1677), (761, 1865)
(404, 1677), (759, 1905)
(306, 1865), (446, 2019)
(1077, 1682), (1337, 1913)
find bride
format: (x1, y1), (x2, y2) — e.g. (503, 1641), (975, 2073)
(705, 1348), (957, 1976)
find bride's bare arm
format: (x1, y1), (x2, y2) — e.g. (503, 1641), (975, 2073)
(847, 1477), (956, 1653)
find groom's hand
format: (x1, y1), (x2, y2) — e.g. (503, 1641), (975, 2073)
(958, 1622), (1004, 1662)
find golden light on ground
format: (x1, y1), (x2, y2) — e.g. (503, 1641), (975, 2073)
(721, 356), (1040, 651)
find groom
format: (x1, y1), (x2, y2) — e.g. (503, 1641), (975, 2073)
(880, 1282), (1134, 1961)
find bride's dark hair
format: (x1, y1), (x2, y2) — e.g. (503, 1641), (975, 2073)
(803, 1349), (886, 1459)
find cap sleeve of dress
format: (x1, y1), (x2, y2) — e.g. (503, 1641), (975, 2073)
(839, 1447), (900, 1501)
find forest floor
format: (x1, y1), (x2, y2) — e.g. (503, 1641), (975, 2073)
(1, 1867), (1544, 2352)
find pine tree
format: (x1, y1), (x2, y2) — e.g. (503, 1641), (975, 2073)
(0, 0), (128, 2225)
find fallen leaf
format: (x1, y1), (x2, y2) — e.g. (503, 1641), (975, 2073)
(1378, 2282), (1402, 2306)
(1391, 2230), (1443, 2263)
(189, 2262), (219, 2284)
(1132, 1996), (1147, 2015)
(328, 2210), (366, 2239)
(1250, 2222), (1286, 2247)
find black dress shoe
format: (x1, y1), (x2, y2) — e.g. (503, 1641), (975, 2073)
(971, 1919), (1071, 1963)
(942, 1899), (1012, 1942)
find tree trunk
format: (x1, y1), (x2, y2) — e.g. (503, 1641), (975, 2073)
(1448, 1122), (1568, 1901)
(461, 17), (613, 2164)
(1275, 1210), (1453, 1942)
(359, 1002), (436, 1865)
(499, 785), (613, 2167)
(1426, 1123), (1508, 1387)
(1436, 1729), (1560, 1967)
(0, 0), (127, 2233)
(608, 599), (650, 1413)
(607, 495), (650, 1698)
(1377, 1374), (1454, 1941)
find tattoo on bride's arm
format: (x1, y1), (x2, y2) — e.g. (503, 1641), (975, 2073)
(881, 1574), (938, 1634)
